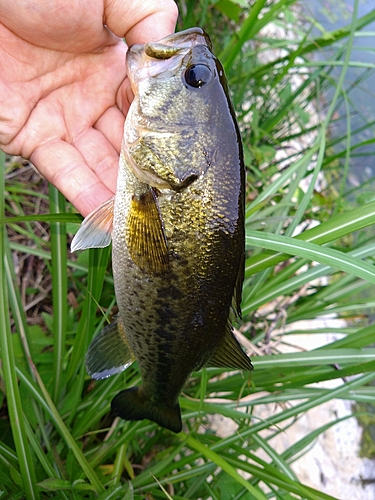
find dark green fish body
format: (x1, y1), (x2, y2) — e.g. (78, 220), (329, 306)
(71, 28), (252, 433)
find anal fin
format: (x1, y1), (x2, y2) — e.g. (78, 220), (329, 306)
(86, 316), (135, 379)
(207, 325), (253, 372)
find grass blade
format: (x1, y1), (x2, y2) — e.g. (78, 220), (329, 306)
(49, 185), (68, 402)
(16, 366), (105, 494)
(246, 230), (375, 284)
(246, 199), (375, 275)
(185, 434), (268, 500)
(0, 152), (39, 499)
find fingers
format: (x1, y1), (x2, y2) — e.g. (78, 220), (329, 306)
(94, 105), (125, 153)
(116, 77), (134, 117)
(73, 126), (119, 195)
(0, 0), (118, 52)
(104, 0), (178, 114)
(0, 80), (31, 149)
(30, 134), (118, 217)
(105, 0), (178, 45)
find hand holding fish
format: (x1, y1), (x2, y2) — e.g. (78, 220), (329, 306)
(0, 0), (178, 216)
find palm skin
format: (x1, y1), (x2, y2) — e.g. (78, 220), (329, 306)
(0, 0), (178, 216)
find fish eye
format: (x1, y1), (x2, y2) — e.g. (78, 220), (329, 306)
(184, 64), (212, 88)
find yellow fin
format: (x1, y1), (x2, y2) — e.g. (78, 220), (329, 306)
(71, 197), (114, 252)
(127, 189), (169, 274)
(207, 325), (253, 372)
(86, 316), (135, 380)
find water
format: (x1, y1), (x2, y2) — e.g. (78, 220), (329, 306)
(305, 0), (375, 189)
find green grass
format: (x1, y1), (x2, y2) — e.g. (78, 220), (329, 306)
(2, 0), (375, 498)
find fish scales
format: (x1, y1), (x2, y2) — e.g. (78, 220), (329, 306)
(71, 27), (253, 433)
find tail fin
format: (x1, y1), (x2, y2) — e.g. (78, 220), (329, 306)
(111, 387), (182, 433)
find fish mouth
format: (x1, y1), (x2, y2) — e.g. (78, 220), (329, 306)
(126, 27), (211, 90)
(143, 28), (211, 58)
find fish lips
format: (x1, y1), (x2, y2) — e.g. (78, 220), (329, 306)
(126, 27), (212, 92)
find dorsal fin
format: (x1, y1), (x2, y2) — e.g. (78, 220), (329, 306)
(232, 249), (245, 319)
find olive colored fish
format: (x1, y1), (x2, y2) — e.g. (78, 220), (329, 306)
(71, 27), (253, 433)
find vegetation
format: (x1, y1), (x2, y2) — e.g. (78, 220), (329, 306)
(1, 0), (375, 498)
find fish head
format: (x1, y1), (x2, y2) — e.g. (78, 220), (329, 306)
(124, 28), (235, 191)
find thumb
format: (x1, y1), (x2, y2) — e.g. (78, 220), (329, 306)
(104, 0), (178, 46)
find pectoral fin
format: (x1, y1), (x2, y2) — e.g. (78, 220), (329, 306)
(127, 189), (169, 275)
(86, 316), (135, 379)
(71, 197), (114, 252)
(207, 325), (253, 372)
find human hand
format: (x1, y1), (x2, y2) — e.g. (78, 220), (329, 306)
(0, 0), (178, 216)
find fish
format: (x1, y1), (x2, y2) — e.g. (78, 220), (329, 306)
(71, 27), (253, 433)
